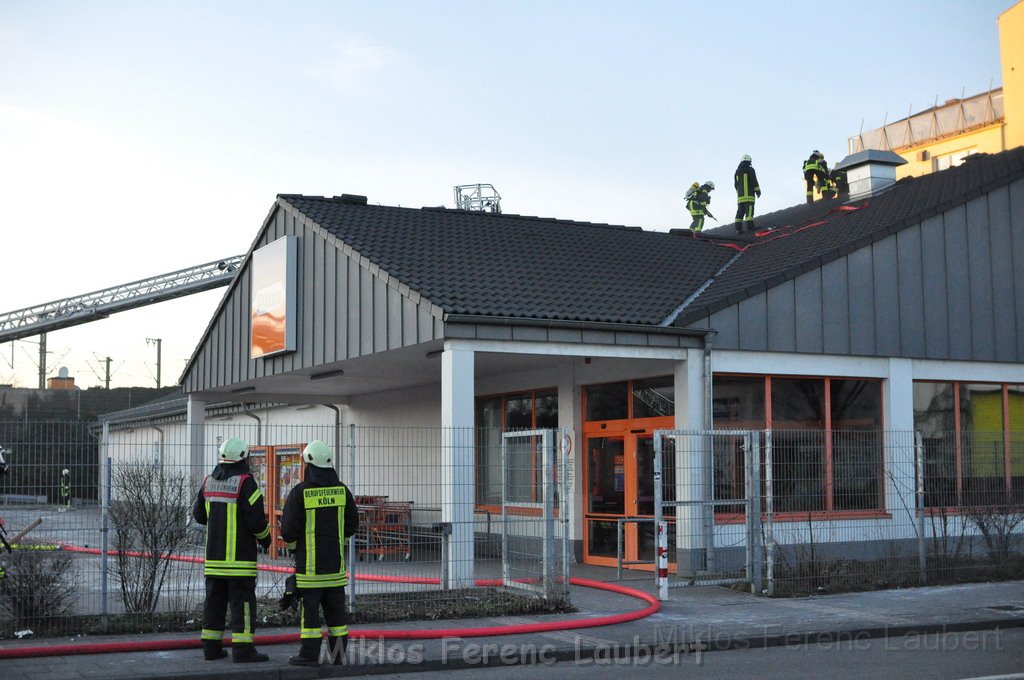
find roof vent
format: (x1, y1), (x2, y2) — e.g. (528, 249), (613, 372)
(833, 149), (907, 199)
(336, 194), (367, 205)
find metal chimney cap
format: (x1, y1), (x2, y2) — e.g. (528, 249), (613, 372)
(833, 149), (907, 172)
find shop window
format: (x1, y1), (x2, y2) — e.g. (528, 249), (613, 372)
(585, 381), (629, 421)
(632, 376), (674, 419)
(771, 378), (827, 512)
(913, 381), (1024, 508)
(475, 389), (558, 505)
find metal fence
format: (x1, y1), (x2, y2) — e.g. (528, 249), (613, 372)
(0, 421), (569, 639)
(654, 429), (1024, 600)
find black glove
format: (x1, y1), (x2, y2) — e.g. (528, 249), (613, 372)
(755, 189), (761, 198)
(278, 575), (297, 610)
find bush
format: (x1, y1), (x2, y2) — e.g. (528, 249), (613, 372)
(0, 545), (80, 632)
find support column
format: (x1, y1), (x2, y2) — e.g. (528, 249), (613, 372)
(441, 344), (475, 588)
(885, 359), (916, 534)
(674, 348), (708, 575)
(186, 396), (207, 489)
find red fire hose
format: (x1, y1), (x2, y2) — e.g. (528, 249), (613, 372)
(0, 545), (659, 659)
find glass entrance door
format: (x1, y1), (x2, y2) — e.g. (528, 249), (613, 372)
(584, 432), (674, 567)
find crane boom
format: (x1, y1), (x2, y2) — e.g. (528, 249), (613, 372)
(0, 256), (244, 343)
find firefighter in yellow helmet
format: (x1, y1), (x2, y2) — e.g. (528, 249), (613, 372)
(193, 437), (272, 662)
(281, 440), (359, 666)
(687, 181), (715, 232)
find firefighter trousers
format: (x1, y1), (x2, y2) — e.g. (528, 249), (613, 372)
(202, 576), (257, 645)
(300, 586), (349, 661)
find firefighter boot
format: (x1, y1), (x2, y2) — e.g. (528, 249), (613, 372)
(327, 635), (348, 665)
(202, 641), (227, 661)
(232, 644), (270, 663)
(289, 639), (322, 667)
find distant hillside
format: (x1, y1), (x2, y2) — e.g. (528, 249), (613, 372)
(0, 386), (180, 421)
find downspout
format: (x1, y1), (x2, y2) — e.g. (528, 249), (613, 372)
(149, 425), (164, 466)
(242, 405), (262, 446)
(323, 405), (342, 473)
(703, 332), (715, 430)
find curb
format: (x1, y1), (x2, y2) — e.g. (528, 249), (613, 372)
(106, 616), (1024, 679)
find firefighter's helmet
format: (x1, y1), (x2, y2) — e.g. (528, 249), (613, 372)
(742, 154), (752, 162)
(218, 437), (249, 463)
(302, 440), (333, 468)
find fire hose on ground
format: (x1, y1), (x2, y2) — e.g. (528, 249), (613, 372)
(0, 543), (660, 659)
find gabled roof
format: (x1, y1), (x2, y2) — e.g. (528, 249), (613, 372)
(279, 196), (736, 326)
(676, 147), (1024, 326)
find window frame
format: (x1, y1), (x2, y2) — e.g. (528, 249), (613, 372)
(712, 372), (887, 521)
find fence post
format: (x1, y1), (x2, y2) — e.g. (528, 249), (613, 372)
(654, 431), (668, 601)
(915, 431), (927, 585)
(542, 430), (555, 600)
(560, 429), (570, 602)
(748, 431), (763, 595)
(100, 420), (111, 625)
(347, 424), (356, 614)
(764, 429), (775, 597)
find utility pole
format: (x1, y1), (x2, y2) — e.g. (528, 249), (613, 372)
(38, 332), (46, 389)
(146, 338), (162, 388)
(103, 356), (112, 390)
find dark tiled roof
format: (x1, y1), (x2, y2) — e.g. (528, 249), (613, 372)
(278, 147), (1024, 332)
(675, 147), (1024, 325)
(279, 198), (736, 325)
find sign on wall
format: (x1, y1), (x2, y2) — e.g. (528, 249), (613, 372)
(250, 235), (297, 358)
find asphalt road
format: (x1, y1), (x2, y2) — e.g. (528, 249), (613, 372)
(375, 628), (1024, 680)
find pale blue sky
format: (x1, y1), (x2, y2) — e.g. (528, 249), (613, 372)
(0, 0), (1010, 388)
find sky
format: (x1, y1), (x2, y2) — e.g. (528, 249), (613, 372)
(0, 0), (1010, 389)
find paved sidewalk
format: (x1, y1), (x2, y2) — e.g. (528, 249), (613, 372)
(1, 573), (1023, 679)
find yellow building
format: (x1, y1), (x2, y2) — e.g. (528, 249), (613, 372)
(848, 0), (1024, 179)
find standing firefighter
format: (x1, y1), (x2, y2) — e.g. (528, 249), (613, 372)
(733, 155), (761, 234)
(831, 166), (849, 200)
(193, 437), (272, 663)
(803, 150), (828, 203)
(687, 181), (715, 232)
(281, 440), (359, 667)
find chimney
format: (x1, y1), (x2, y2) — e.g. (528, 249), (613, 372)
(833, 149), (907, 199)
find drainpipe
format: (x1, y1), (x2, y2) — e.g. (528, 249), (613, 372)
(703, 332), (715, 430)
(323, 405), (342, 474)
(148, 425), (164, 466)
(242, 405), (262, 446)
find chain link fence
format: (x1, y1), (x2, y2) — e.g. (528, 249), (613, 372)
(0, 421), (569, 639)
(655, 429), (1024, 599)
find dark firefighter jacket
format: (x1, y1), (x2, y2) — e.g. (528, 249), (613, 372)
(686, 188), (712, 216)
(193, 459), (271, 578)
(803, 156), (828, 175)
(831, 168), (849, 195)
(734, 161), (760, 202)
(281, 464), (359, 589)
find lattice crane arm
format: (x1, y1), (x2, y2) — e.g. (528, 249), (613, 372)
(0, 255), (245, 343)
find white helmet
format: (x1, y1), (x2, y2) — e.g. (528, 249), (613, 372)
(742, 154), (752, 162)
(218, 437), (248, 463)
(302, 440), (333, 469)
(704, 181), (715, 190)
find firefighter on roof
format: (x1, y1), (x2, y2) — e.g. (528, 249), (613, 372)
(734, 155), (761, 234)
(193, 436), (272, 663)
(281, 440), (359, 667)
(803, 150), (828, 203)
(687, 181), (715, 232)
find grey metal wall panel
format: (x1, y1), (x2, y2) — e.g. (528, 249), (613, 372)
(1011, 180), (1024, 359)
(847, 248), (875, 356)
(766, 280), (796, 351)
(919, 215), (949, 358)
(708, 305), (739, 350)
(737, 293), (768, 351)
(347, 256), (359, 358)
(872, 236), (900, 356)
(986, 186), (1017, 362)
(944, 206), (973, 360)
(184, 204), (446, 392)
(324, 244), (337, 364)
(794, 268), (823, 354)
(966, 197), (995, 361)
(359, 268), (374, 356)
(821, 258), (850, 355)
(373, 276), (388, 353)
(896, 225), (925, 357)
(387, 286), (402, 350)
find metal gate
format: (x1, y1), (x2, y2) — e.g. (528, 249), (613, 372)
(653, 429), (764, 601)
(500, 428), (570, 602)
